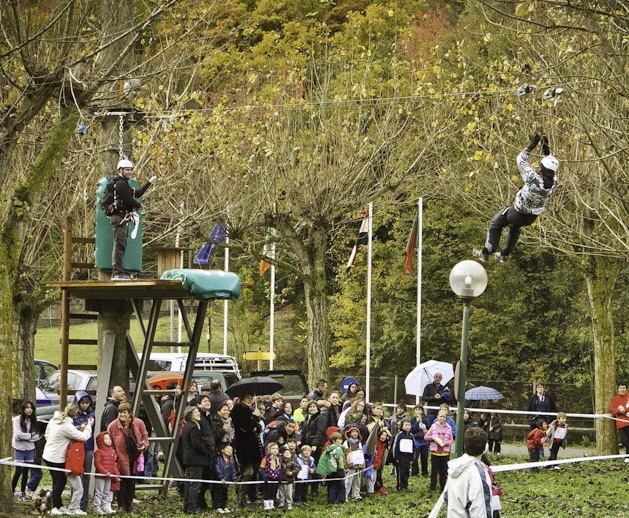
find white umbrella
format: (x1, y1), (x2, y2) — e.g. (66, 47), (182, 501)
(404, 360), (454, 396)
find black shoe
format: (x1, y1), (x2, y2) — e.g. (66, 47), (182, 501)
(473, 249), (489, 262)
(494, 252), (508, 263)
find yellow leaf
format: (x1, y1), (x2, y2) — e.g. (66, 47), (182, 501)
(515, 3), (529, 17)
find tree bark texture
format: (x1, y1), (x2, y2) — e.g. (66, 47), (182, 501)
(584, 255), (621, 455)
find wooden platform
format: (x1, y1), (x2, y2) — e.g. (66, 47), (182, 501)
(46, 280), (190, 300)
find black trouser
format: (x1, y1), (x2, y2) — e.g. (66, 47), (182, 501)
(549, 441), (562, 461)
(618, 426), (629, 454)
(110, 214), (129, 275)
(44, 460), (67, 509)
(310, 449), (322, 496)
(327, 469), (346, 504)
(197, 464), (213, 509)
(12, 466), (29, 493)
(264, 481), (278, 500)
(212, 485), (229, 509)
(484, 206), (538, 257)
(375, 467), (384, 490)
(412, 444), (429, 475)
(184, 465), (204, 513)
(488, 439), (502, 454)
(236, 464), (257, 505)
(117, 477), (136, 512)
(430, 454), (448, 491)
(396, 455), (412, 489)
(294, 480), (308, 503)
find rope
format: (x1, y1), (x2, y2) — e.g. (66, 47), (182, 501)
(155, 118), (177, 177)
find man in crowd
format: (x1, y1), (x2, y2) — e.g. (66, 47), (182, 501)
(101, 385), (126, 431)
(308, 379), (328, 401)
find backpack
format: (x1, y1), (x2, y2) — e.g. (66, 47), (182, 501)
(100, 174), (120, 216)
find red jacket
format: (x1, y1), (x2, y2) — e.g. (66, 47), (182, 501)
(611, 394), (629, 429)
(527, 428), (545, 451)
(373, 436), (389, 469)
(107, 416), (149, 476)
(94, 432), (120, 479)
(65, 441), (85, 477)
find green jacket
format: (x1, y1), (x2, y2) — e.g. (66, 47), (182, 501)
(316, 443), (345, 476)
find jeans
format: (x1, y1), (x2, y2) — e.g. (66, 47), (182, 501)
(79, 449), (94, 510)
(485, 205), (538, 256)
(145, 441), (160, 478)
(110, 214), (129, 275)
(12, 449), (34, 493)
(327, 469), (346, 504)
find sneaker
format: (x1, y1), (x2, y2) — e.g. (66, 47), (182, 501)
(71, 510), (87, 516)
(132, 499), (140, 504)
(624, 458), (629, 463)
(19, 492), (30, 501)
(287, 504), (292, 509)
(494, 252), (508, 263)
(473, 249), (489, 262)
(223, 507), (231, 513)
(553, 465), (562, 470)
(51, 509), (64, 516)
(111, 273), (133, 281)
(378, 487), (388, 495)
(95, 508), (106, 516)
(215, 509), (224, 514)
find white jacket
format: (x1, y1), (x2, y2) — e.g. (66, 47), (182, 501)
(42, 411), (92, 464)
(12, 415), (39, 451)
(445, 454), (492, 518)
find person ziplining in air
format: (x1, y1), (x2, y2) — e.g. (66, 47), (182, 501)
(473, 134), (559, 263)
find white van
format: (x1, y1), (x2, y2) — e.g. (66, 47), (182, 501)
(138, 352), (241, 381)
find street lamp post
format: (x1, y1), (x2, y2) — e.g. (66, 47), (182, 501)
(449, 260), (487, 457)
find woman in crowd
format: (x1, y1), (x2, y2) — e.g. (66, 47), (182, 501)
(107, 403), (148, 513)
(12, 400), (39, 500)
(42, 403), (93, 516)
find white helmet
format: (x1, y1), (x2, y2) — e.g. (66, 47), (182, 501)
(117, 159), (134, 170)
(540, 155), (559, 172)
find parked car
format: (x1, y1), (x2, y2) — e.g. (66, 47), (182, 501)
(35, 359), (58, 386)
(251, 370), (309, 408)
(35, 386), (53, 407)
(139, 352), (241, 387)
(38, 369), (98, 403)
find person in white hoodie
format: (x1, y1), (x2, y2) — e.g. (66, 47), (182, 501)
(444, 427), (492, 518)
(42, 403), (94, 516)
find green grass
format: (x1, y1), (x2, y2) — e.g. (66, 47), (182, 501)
(9, 454), (629, 517)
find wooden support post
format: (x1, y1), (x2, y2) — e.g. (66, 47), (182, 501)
(59, 217), (73, 410)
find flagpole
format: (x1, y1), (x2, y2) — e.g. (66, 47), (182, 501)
(270, 240), (276, 370)
(416, 197), (423, 404)
(366, 202), (373, 403)
(224, 233), (229, 356)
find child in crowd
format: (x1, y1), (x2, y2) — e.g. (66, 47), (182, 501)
(446, 427), (492, 517)
(293, 396), (310, 423)
(12, 400), (39, 500)
(277, 448), (299, 509)
(284, 438), (299, 461)
(546, 412), (568, 463)
(93, 432), (118, 515)
(212, 443), (237, 514)
(371, 402), (386, 429)
(438, 403), (457, 438)
(65, 440), (86, 515)
(424, 410), (453, 492)
(462, 409), (477, 431)
(392, 419), (414, 491)
(316, 432), (346, 504)
(389, 403), (407, 438)
(488, 413), (503, 454)
(260, 442), (281, 510)
(295, 444), (316, 504)
(343, 426), (365, 500)
(369, 428), (391, 495)
(527, 419), (548, 469)
(410, 405), (429, 476)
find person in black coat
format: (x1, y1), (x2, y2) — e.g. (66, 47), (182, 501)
(230, 394), (264, 508)
(196, 396), (218, 510)
(527, 381), (557, 429)
(421, 373), (446, 423)
(302, 400), (328, 497)
(182, 407), (209, 515)
(208, 380), (228, 416)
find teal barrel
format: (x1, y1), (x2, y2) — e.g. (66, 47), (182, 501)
(94, 175), (143, 272)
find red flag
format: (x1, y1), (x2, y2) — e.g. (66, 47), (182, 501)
(404, 209), (419, 275)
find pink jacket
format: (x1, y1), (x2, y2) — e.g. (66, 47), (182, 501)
(424, 421), (453, 454)
(107, 416), (148, 476)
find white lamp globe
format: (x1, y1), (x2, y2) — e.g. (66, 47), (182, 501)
(449, 260), (487, 299)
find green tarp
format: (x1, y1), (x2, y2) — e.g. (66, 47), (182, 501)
(160, 269), (241, 301)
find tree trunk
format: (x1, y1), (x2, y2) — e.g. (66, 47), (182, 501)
(584, 255), (621, 455)
(13, 298), (41, 405)
(287, 228), (330, 387)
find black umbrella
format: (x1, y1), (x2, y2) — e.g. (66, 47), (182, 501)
(225, 376), (283, 398)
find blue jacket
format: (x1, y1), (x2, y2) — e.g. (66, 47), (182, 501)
(213, 455), (237, 482)
(410, 416), (429, 446)
(73, 391), (95, 451)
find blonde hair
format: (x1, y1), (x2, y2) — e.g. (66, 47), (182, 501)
(557, 412), (567, 420)
(60, 402), (79, 420)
